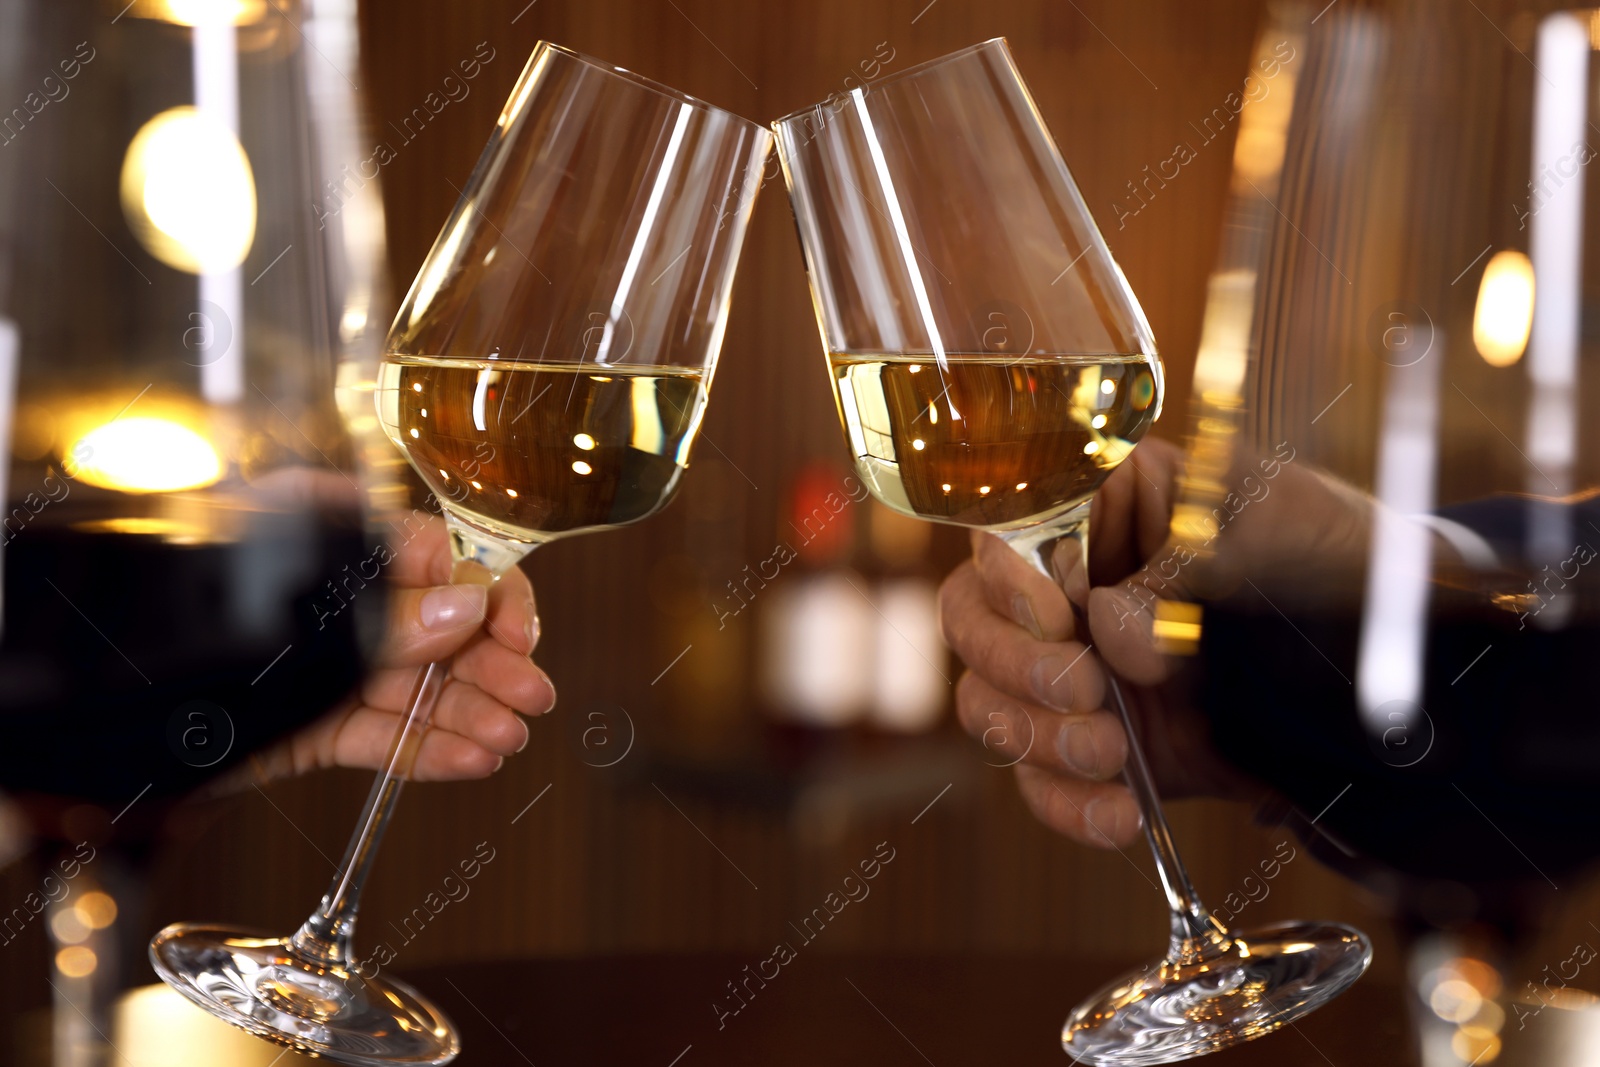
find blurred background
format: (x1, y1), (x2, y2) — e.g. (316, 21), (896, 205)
(7, 0), (1600, 1060)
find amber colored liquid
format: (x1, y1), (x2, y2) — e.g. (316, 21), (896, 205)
(376, 357), (708, 542)
(828, 353), (1160, 530)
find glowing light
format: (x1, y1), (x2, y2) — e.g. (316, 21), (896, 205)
(1100, 378), (1116, 395)
(1472, 250), (1535, 367)
(506, 489), (518, 498)
(1091, 414), (1107, 428)
(409, 428), (420, 439)
(438, 468), (449, 479)
(572, 460), (593, 475)
(50, 909), (89, 945)
(911, 439), (925, 450)
(1015, 482), (1028, 490)
(67, 417), (223, 493)
(927, 403), (938, 424)
(1451, 1027), (1500, 1064)
(1084, 440), (1101, 455)
(419, 409), (428, 417)
(412, 383), (423, 392)
(141, 0), (268, 24)
(978, 485), (991, 495)
(1431, 979), (1483, 1023)
(940, 483), (951, 493)
(469, 480), (482, 490)
(120, 107), (256, 274)
(75, 892), (117, 930)
(574, 433), (596, 450)
(907, 364), (921, 373)
(55, 946), (97, 978)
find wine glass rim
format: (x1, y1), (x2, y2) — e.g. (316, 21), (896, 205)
(538, 41), (766, 132)
(770, 37), (1010, 129)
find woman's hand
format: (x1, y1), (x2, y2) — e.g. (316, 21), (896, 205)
(250, 515), (556, 783)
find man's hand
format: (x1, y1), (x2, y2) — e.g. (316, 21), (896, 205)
(940, 437), (1247, 849)
(251, 515), (556, 783)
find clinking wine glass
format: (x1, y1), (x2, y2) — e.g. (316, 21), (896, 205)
(773, 38), (1369, 1065)
(150, 42), (772, 1065)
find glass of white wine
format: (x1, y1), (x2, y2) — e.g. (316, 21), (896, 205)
(774, 38), (1369, 1066)
(150, 42), (771, 1065)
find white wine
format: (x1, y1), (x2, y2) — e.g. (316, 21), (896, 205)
(376, 356), (708, 543)
(829, 353), (1159, 530)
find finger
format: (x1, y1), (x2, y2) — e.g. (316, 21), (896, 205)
(971, 531), (1075, 641)
(1014, 764), (1143, 849)
(1089, 436), (1182, 584)
(327, 707), (505, 781)
(430, 678), (531, 756)
(484, 562), (539, 656)
(251, 700), (507, 782)
(377, 583), (490, 667)
(938, 560), (1104, 713)
(379, 512), (454, 588)
(450, 635), (557, 715)
(955, 671), (1127, 780)
(1087, 580), (1172, 686)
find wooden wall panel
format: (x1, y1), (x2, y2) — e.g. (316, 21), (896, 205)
(121, 0), (1414, 985)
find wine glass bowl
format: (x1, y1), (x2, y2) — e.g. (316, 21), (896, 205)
(152, 40), (771, 1065)
(774, 37), (1370, 1065)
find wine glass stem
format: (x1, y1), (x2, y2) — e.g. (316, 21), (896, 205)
(1004, 515), (1229, 962)
(288, 548), (523, 970)
(289, 657), (449, 968)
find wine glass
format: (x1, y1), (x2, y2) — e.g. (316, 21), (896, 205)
(0, 0), (385, 1059)
(150, 41), (772, 1065)
(773, 38), (1370, 1065)
(1167, 3), (1600, 1065)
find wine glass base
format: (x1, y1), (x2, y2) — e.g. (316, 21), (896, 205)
(1062, 921), (1372, 1066)
(149, 923), (460, 1066)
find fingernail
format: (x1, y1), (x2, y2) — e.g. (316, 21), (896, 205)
(1011, 593), (1044, 640)
(1030, 654), (1075, 710)
(1058, 720), (1101, 777)
(1084, 796), (1119, 845)
(515, 720), (532, 753)
(524, 615), (537, 654)
(421, 585), (488, 630)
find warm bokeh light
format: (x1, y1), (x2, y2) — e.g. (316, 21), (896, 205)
(115, 983), (323, 1065)
(1472, 250), (1535, 367)
(1430, 978), (1484, 1023)
(55, 946), (97, 978)
(1152, 600), (1204, 654)
(67, 417), (225, 493)
(1451, 1026), (1500, 1064)
(76, 891), (119, 930)
(119, 0), (268, 26)
(120, 107), (257, 274)
(50, 908), (90, 945)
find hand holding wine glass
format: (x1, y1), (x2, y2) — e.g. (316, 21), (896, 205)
(775, 37), (1369, 1066)
(152, 42), (771, 1065)
(940, 438), (1264, 850)
(235, 512), (555, 785)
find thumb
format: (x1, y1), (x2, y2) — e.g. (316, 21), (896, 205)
(1086, 542), (1201, 686)
(379, 583), (489, 667)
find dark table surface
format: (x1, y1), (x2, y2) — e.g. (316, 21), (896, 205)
(42, 953), (1413, 1066)
(407, 954), (1413, 1066)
